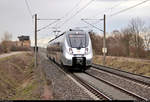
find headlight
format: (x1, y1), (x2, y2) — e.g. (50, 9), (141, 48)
(69, 48), (73, 54)
(85, 48), (89, 54)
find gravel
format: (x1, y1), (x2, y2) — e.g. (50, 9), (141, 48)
(38, 49), (95, 100)
(92, 64), (150, 85)
(86, 68), (150, 100)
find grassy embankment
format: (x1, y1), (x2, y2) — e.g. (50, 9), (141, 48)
(93, 55), (150, 77)
(0, 52), (52, 100)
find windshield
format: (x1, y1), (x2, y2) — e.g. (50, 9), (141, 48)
(67, 34), (88, 48)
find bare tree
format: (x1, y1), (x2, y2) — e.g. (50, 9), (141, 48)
(89, 18), (148, 58)
(108, 30), (127, 56)
(1, 31), (12, 41)
(128, 17), (145, 57)
(89, 32), (103, 55)
(120, 28), (130, 56)
(1, 32), (13, 53)
(143, 27), (150, 50)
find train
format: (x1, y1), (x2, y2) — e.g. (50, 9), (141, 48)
(47, 29), (93, 70)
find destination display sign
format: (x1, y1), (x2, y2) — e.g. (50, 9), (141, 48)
(69, 34), (85, 38)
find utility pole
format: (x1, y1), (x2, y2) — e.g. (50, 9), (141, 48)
(32, 13), (61, 69)
(35, 14), (37, 68)
(103, 14), (106, 65)
(81, 15), (107, 65)
(34, 15), (60, 68)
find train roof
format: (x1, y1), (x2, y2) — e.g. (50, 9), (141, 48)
(65, 29), (87, 35)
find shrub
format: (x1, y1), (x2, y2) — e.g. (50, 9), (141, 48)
(10, 45), (31, 51)
(0, 44), (4, 54)
(1, 41), (12, 53)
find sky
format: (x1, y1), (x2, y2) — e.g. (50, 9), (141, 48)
(0, 0), (150, 47)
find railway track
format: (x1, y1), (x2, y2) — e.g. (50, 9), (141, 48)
(92, 64), (150, 86)
(49, 58), (149, 100)
(85, 71), (148, 101)
(50, 59), (112, 100)
(70, 72), (112, 100)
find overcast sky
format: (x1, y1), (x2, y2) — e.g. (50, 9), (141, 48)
(0, 0), (150, 47)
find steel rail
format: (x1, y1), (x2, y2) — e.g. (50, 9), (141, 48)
(85, 72), (148, 101)
(70, 72), (112, 100)
(47, 56), (148, 100)
(48, 58), (112, 100)
(92, 64), (150, 86)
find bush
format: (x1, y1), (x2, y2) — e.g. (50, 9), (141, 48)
(0, 44), (4, 54)
(0, 41), (31, 54)
(90, 32), (149, 59)
(1, 41), (12, 53)
(90, 33), (103, 55)
(10, 45), (31, 51)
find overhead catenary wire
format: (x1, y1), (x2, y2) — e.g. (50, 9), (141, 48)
(70, 0), (124, 30)
(89, 0), (144, 19)
(110, 0), (150, 17)
(25, 0), (33, 18)
(61, 0), (82, 20)
(89, 0), (126, 19)
(37, 20), (60, 32)
(81, 18), (103, 28)
(59, 0), (94, 28)
(48, 0), (94, 44)
(81, 19), (104, 32)
(52, 0), (82, 29)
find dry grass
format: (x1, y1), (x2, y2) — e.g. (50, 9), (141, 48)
(93, 55), (150, 77)
(0, 52), (44, 100)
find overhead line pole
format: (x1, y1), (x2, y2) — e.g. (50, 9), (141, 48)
(103, 14), (106, 65)
(34, 14), (61, 68)
(35, 14), (37, 68)
(81, 14), (107, 65)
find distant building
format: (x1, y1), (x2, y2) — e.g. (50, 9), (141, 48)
(17, 35), (31, 47)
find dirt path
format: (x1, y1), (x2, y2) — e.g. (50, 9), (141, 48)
(0, 51), (26, 59)
(41, 84), (53, 100)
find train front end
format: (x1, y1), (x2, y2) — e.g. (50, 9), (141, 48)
(61, 30), (93, 68)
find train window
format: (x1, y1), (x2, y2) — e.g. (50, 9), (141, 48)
(67, 34), (89, 48)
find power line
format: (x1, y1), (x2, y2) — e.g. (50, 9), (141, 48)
(25, 0), (33, 17)
(61, 0), (82, 19)
(53, 0), (82, 29)
(59, 0), (94, 28)
(37, 20), (60, 32)
(48, 0), (93, 43)
(81, 19), (104, 32)
(110, 0), (150, 17)
(38, 19), (60, 20)
(90, 0), (126, 18)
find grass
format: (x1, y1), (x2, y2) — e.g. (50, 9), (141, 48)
(0, 52), (43, 100)
(0, 55), (16, 62)
(10, 53), (42, 100)
(11, 75), (41, 100)
(93, 55), (150, 77)
(0, 51), (54, 100)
